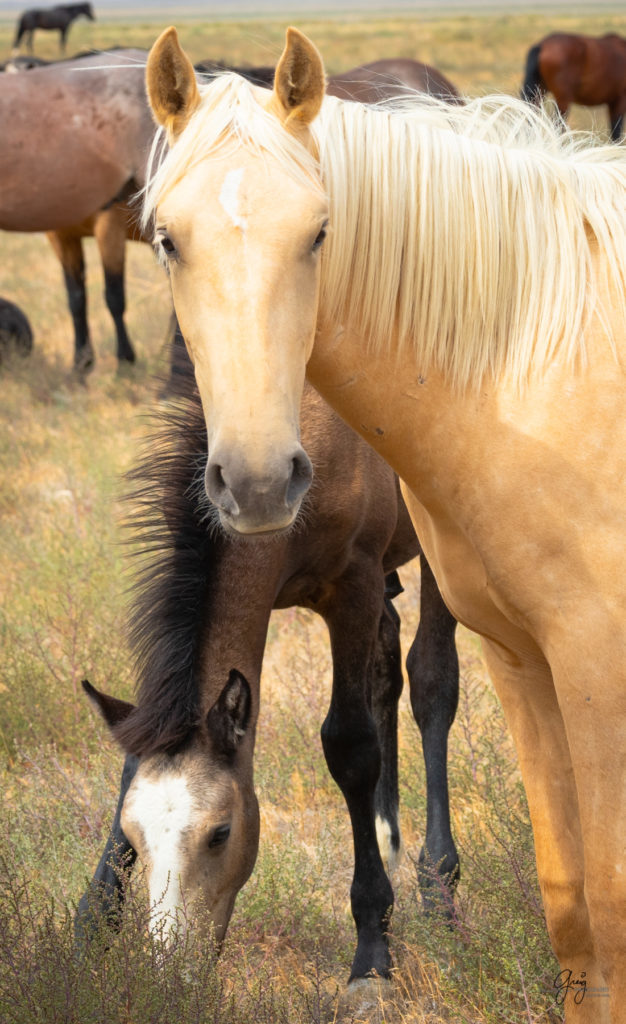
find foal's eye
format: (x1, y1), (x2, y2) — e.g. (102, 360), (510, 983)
(312, 223), (328, 253)
(208, 824), (231, 849)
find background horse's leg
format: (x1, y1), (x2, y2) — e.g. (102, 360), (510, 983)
(46, 229), (95, 373)
(608, 97), (625, 141)
(320, 566), (394, 983)
(166, 314), (193, 392)
(74, 753), (138, 950)
(93, 207), (136, 366)
(407, 550), (460, 916)
(369, 571), (404, 873)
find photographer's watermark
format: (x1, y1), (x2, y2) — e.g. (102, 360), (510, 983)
(553, 969), (610, 1006)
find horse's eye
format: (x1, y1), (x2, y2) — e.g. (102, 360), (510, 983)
(312, 224), (328, 252)
(158, 234), (177, 258)
(208, 824), (231, 849)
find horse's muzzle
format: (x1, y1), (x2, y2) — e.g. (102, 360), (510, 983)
(205, 447), (313, 535)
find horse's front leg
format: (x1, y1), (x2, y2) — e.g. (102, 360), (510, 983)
(74, 753), (138, 950)
(368, 571), (405, 873)
(407, 550), (460, 915)
(321, 567), (394, 983)
(93, 207), (136, 366)
(608, 98), (625, 141)
(46, 230), (95, 373)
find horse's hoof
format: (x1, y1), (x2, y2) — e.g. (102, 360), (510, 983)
(337, 975), (393, 1022)
(74, 347), (95, 375)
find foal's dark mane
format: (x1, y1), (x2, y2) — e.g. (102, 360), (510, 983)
(113, 370), (225, 758)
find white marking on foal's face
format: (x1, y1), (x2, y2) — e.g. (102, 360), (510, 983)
(218, 167), (247, 232)
(126, 773), (193, 937)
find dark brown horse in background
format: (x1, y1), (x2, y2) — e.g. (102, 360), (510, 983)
(522, 32), (626, 140)
(13, 3), (95, 54)
(76, 369), (461, 983)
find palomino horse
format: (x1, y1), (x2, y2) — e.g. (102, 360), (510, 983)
(76, 371), (460, 980)
(0, 49), (154, 370)
(522, 32), (626, 140)
(13, 3), (95, 54)
(140, 26), (626, 1023)
(0, 51), (457, 373)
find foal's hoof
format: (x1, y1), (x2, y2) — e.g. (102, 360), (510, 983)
(337, 976), (393, 1022)
(74, 345), (95, 375)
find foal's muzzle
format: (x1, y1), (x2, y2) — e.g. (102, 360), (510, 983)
(205, 446), (313, 534)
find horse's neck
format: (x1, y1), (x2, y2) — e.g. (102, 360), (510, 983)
(195, 541), (282, 721)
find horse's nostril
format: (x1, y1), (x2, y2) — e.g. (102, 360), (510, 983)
(286, 450), (313, 507)
(205, 461), (239, 515)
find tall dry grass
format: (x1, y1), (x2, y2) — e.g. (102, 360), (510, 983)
(1, 7), (621, 1022)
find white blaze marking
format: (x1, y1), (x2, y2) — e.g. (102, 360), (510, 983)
(130, 773), (193, 937)
(219, 167), (247, 232)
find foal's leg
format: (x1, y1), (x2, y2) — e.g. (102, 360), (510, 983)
(46, 230), (95, 372)
(321, 567), (394, 982)
(74, 753), (138, 949)
(93, 208), (136, 365)
(369, 572), (404, 872)
(407, 550), (460, 915)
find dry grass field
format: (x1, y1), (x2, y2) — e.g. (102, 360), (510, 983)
(1, 8), (624, 1023)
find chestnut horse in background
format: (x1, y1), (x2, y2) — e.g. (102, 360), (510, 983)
(522, 32), (626, 140)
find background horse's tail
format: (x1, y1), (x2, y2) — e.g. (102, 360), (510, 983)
(521, 43), (545, 103)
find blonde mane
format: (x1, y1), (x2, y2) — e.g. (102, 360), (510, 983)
(144, 75), (626, 388)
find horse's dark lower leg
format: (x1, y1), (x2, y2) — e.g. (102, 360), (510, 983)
(103, 270), (135, 364)
(74, 753), (138, 950)
(609, 102), (624, 141)
(369, 572), (404, 870)
(94, 207), (136, 365)
(62, 266), (94, 372)
(407, 550), (460, 916)
(47, 231), (94, 372)
(166, 315), (194, 391)
(321, 572), (394, 982)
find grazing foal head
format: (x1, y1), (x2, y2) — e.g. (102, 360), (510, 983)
(84, 671), (259, 944)
(144, 27), (327, 536)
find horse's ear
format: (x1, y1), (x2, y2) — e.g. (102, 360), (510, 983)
(82, 679), (135, 730)
(146, 26), (200, 142)
(273, 27), (325, 127)
(206, 670), (252, 758)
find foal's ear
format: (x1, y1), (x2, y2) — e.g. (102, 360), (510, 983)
(146, 26), (200, 142)
(273, 27), (325, 127)
(82, 679), (135, 730)
(206, 670), (252, 758)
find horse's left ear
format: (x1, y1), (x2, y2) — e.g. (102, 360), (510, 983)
(206, 670), (252, 758)
(82, 679), (136, 729)
(273, 27), (325, 127)
(146, 26), (200, 142)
